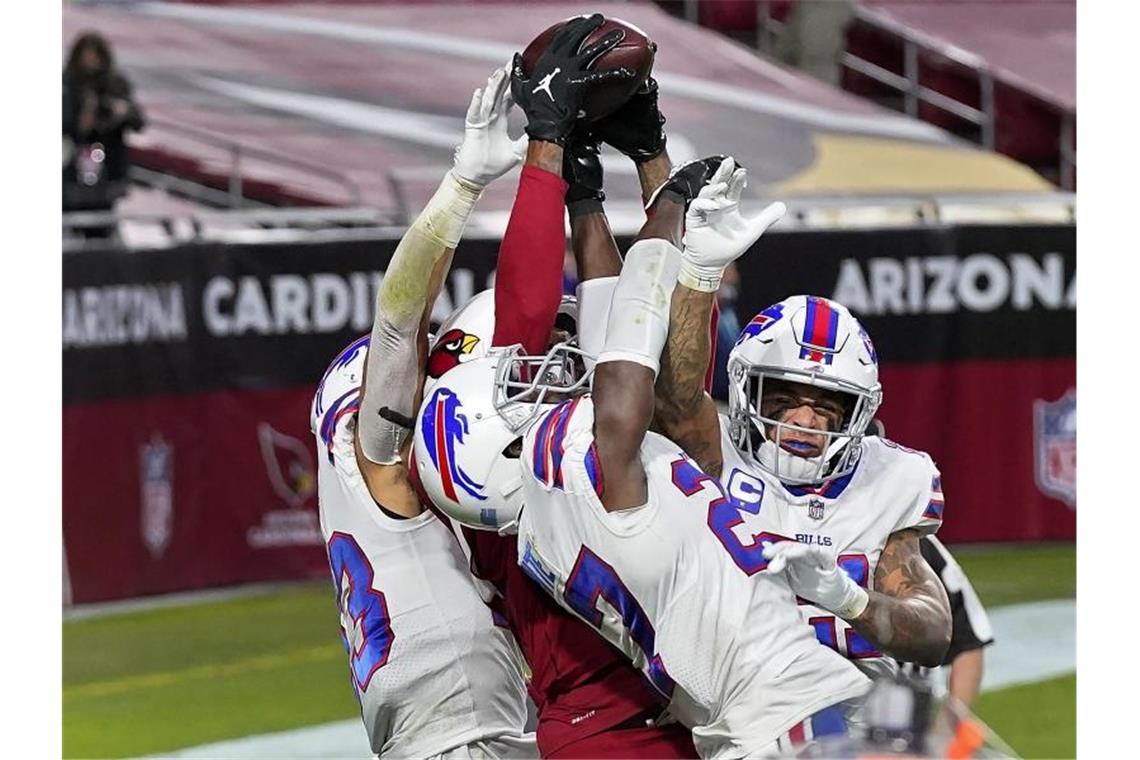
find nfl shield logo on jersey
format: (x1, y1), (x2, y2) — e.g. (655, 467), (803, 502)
(1033, 390), (1076, 508)
(808, 498), (825, 520)
(140, 434), (174, 559)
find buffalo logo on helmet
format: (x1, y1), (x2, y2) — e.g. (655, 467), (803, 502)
(857, 323), (878, 365)
(420, 387), (487, 503)
(735, 303), (785, 346)
(427, 329), (481, 378)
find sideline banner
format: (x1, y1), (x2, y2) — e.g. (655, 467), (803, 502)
(63, 226), (1075, 603)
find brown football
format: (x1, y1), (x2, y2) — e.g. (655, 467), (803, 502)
(520, 16), (655, 122)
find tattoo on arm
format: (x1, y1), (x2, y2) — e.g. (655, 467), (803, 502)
(654, 287), (723, 477)
(849, 528), (952, 666)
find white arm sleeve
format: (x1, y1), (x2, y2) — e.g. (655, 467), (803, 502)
(595, 238), (682, 376)
(575, 276), (618, 372)
(358, 171), (482, 465)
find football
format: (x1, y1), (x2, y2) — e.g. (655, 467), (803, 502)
(520, 16), (656, 122)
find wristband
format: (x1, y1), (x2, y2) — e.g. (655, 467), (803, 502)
(677, 259), (726, 293)
(835, 582), (870, 620)
(417, 170), (484, 249)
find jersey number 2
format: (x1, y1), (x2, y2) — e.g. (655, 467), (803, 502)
(327, 532), (395, 692)
(564, 546), (676, 700)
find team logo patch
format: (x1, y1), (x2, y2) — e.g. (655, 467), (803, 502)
(1034, 390), (1076, 508)
(420, 387), (487, 502)
(736, 303), (785, 346)
(140, 434), (174, 559)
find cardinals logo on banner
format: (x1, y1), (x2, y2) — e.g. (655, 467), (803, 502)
(249, 423), (322, 549)
(1034, 390), (1076, 508)
(259, 423), (317, 509)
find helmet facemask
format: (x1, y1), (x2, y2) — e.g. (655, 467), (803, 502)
(492, 342), (594, 433)
(729, 364), (881, 485)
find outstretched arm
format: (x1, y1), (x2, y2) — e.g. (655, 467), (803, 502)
(591, 197), (685, 511)
(653, 161), (785, 477)
(494, 13), (634, 353)
(355, 66), (524, 515)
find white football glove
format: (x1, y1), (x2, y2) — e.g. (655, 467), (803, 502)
(763, 541), (870, 620)
(452, 64), (528, 188)
(679, 158), (786, 292)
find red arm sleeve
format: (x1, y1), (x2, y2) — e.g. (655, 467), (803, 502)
(492, 165), (568, 353)
(705, 298), (720, 393)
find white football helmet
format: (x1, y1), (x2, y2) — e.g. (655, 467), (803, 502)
(413, 343), (593, 532)
(424, 288), (578, 394)
(727, 295), (882, 485)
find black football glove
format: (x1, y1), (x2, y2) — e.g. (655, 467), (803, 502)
(510, 14), (638, 145)
(645, 154), (736, 210)
(591, 75), (666, 163)
(563, 133), (605, 206)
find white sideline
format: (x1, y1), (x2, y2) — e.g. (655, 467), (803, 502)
(145, 599), (1075, 760)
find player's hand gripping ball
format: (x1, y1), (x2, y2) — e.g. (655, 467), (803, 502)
(518, 14), (655, 127)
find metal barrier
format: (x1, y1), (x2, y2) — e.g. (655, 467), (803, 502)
(751, 2), (1074, 191)
(140, 117), (365, 207)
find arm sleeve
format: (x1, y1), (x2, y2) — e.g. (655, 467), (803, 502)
(358, 172), (482, 464)
(491, 165), (568, 353)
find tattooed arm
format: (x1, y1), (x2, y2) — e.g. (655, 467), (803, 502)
(654, 287), (724, 477)
(637, 150), (726, 478)
(848, 528), (952, 666)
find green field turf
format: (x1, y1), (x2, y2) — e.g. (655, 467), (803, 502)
(63, 543), (1076, 758)
(974, 674), (1076, 759)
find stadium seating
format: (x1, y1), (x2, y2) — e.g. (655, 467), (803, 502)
(687, 0), (1075, 189)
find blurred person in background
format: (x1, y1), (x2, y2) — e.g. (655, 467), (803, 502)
(63, 31), (146, 233)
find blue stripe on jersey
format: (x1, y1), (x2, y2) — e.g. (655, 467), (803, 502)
(531, 408), (557, 485)
(548, 399), (578, 489)
(810, 704), (849, 738)
(584, 443), (603, 498)
(320, 389), (361, 463)
(782, 463), (859, 499)
(923, 498), (945, 520)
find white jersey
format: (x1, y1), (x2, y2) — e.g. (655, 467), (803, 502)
(515, 397), (869, 758)
(311, 336), (532, 758)
(718, 414), (944, 680)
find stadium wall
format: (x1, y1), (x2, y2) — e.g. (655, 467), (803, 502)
(62, 225), (1075, 603)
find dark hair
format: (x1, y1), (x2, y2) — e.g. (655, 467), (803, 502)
(65, 31), (114, 83)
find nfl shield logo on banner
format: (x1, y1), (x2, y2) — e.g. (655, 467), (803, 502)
(1033, 390), (1076, 508)
(140, 434), (174, 559)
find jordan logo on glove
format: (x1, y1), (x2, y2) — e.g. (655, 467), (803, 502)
(533, 68), (560, 100)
